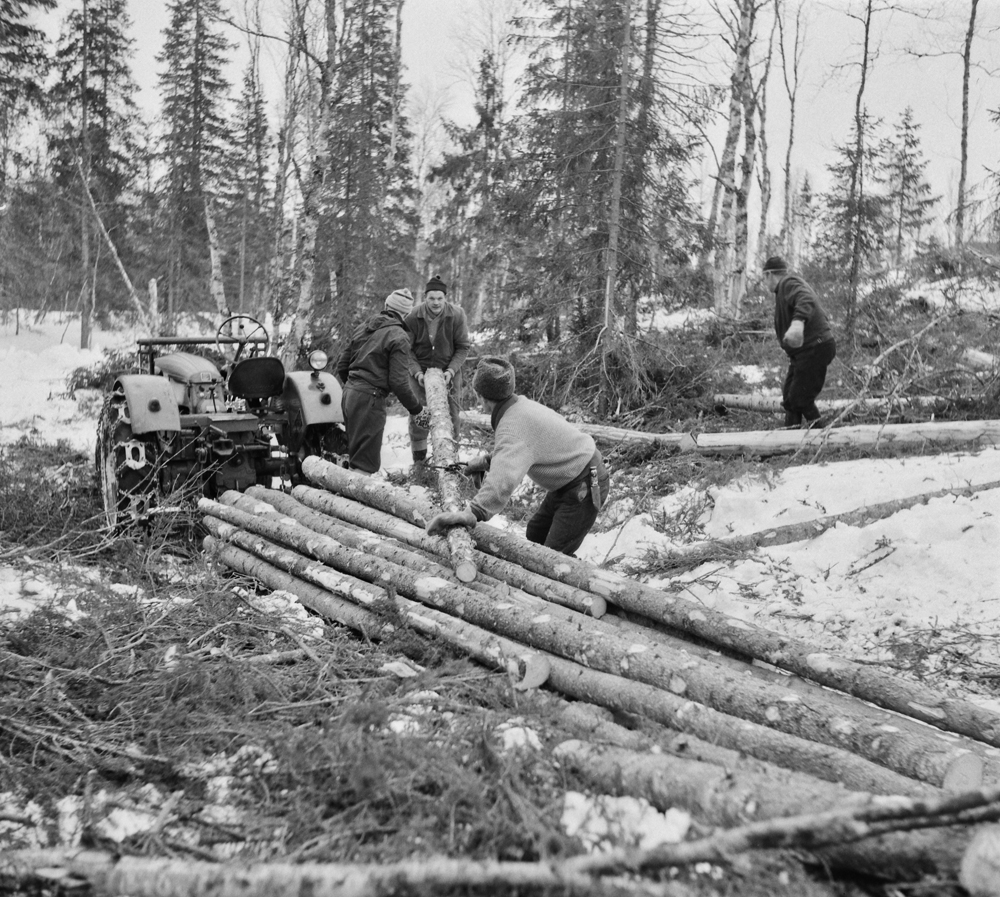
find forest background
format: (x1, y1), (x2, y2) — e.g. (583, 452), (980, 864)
(3, 0), (1000, 417)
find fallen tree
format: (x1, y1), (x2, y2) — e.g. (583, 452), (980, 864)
(299, 457), (1000, 753)
(639, 477), (1000, 569)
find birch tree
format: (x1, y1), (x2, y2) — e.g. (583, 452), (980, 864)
(776, 0), (806, 261)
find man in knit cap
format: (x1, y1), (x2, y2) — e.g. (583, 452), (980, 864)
(405, 274), (471, 465)
(425, 355), (610, 556)
(335, 288), (424, 474)
(762, 256), (837, 428)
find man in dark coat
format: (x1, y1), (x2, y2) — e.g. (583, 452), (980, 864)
(405, 274), (471, 463)
(335, 288), (424, 474)
(763, 256), (837, 428)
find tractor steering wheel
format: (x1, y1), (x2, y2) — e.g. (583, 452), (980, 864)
(216, 315), (271, 363)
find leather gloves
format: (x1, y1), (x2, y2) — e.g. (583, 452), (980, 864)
(783, 319), (805, 349)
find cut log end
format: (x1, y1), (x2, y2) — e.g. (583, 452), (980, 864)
(455, 560), (478, 583)
(512, 654), (551, 691)
(587, 596), (607, 618)
(943, 752), (985, 793)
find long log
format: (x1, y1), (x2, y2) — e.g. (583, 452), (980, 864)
(199, 498), (988, 788)
(245, 487), (604, 618)
(959, 348), (998, 371)
(220, 491), (593, 637)
(424, 368), (477, 582)
(692, 420), (1000, 457)
(640, 477), (1000, 568)
(460, 410), (696, 452)
(288, 484), (606, 617)
(204, 527), (551, 692)
(0, 849), (600, 897)
(299, 456), (1000, 751)
(205, 538), (389, 638)
(713, 394), (949, 415)
(554, 741), (992, 881)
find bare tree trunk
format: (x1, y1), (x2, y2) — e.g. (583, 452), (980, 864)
(204, 195), (228, 320)
(754, 13), (777, 265)
(955, 0), (978, 256)
(777, 0), (805, 260)
(844, 0), (875, 345)
(597, 0), (632, 415)
(79, 0), (92, 350)
(708, 0), (757, 318)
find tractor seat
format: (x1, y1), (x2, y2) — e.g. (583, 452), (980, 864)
(228, 356), (286, 400)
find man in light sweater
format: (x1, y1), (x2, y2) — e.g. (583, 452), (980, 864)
(425, 356), (610, 556)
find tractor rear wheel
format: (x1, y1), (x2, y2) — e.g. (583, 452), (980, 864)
(96, 392), (161, 531)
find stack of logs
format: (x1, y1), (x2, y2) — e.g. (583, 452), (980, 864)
(201, 370), (1000, 882)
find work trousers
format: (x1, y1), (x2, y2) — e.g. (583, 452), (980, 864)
(782, 339), (837, 426)
(525, 453), (610, 557)
(341, 383), (387, 474)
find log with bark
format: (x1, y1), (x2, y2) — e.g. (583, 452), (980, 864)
(460, 410), (696, 452)
(713, 393), (949, 415)
(424, 367), (477, 582)
(691, 419), (1000, 456)
(198, 497), (988, 789)
(555, 741), (1000, 881)
(204, 527), (551, 692)
(247, 486), (605, 618)
(298, 456), (1000, 752)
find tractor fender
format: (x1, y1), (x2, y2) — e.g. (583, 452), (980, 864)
(283, 371), (344, 425)
(114, 374), (182, 434)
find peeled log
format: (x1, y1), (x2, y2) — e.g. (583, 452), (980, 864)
(461, 410), (696, 452)
(298, 456), (1000, 751)
(289, 484), (605, 617)
(554, 740), (983, 881)
(691, 420), (1000, 457)
(204, 522), (551, 692)
(713, 394), (949, 415)
(200, 497), (985, 788)
(424, 368), (477, 582)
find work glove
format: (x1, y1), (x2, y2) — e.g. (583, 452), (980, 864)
(415, 371), (426, 386)
(783, 319), (805, 349)
(426, 508), (477, 536)
(412, 407), (431, 429)
(443, 369), (454, 386)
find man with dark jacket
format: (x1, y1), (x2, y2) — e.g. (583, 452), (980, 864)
(763, 256), (837, 428)
(425, 356), (610, 557)
(405, 274), (471, 463)
(335, 288), (424, 474)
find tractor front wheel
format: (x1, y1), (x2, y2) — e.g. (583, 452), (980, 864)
(96, 392), (161, 531)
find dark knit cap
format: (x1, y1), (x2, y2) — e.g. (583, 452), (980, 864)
(472, 355), (516, 402)
(763, 256), (788, 273)
(425, 274), (448, 294)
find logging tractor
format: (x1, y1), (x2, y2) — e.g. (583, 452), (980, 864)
(96, 314), (346, 530)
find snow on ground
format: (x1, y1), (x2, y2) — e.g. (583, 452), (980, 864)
(2, 312), (1000, 712)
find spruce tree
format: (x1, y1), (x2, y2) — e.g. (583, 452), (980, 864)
(157, 0), (234, 319)
(885, 107), (938, 267)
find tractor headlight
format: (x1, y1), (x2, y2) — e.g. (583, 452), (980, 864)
(308, 350), (329, 371)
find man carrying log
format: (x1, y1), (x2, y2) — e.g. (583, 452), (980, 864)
(405, 274), (471, 468)
(335, 288), (425, 474)
(425, 356), (610, 556)
(762, 256), (837, 429)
